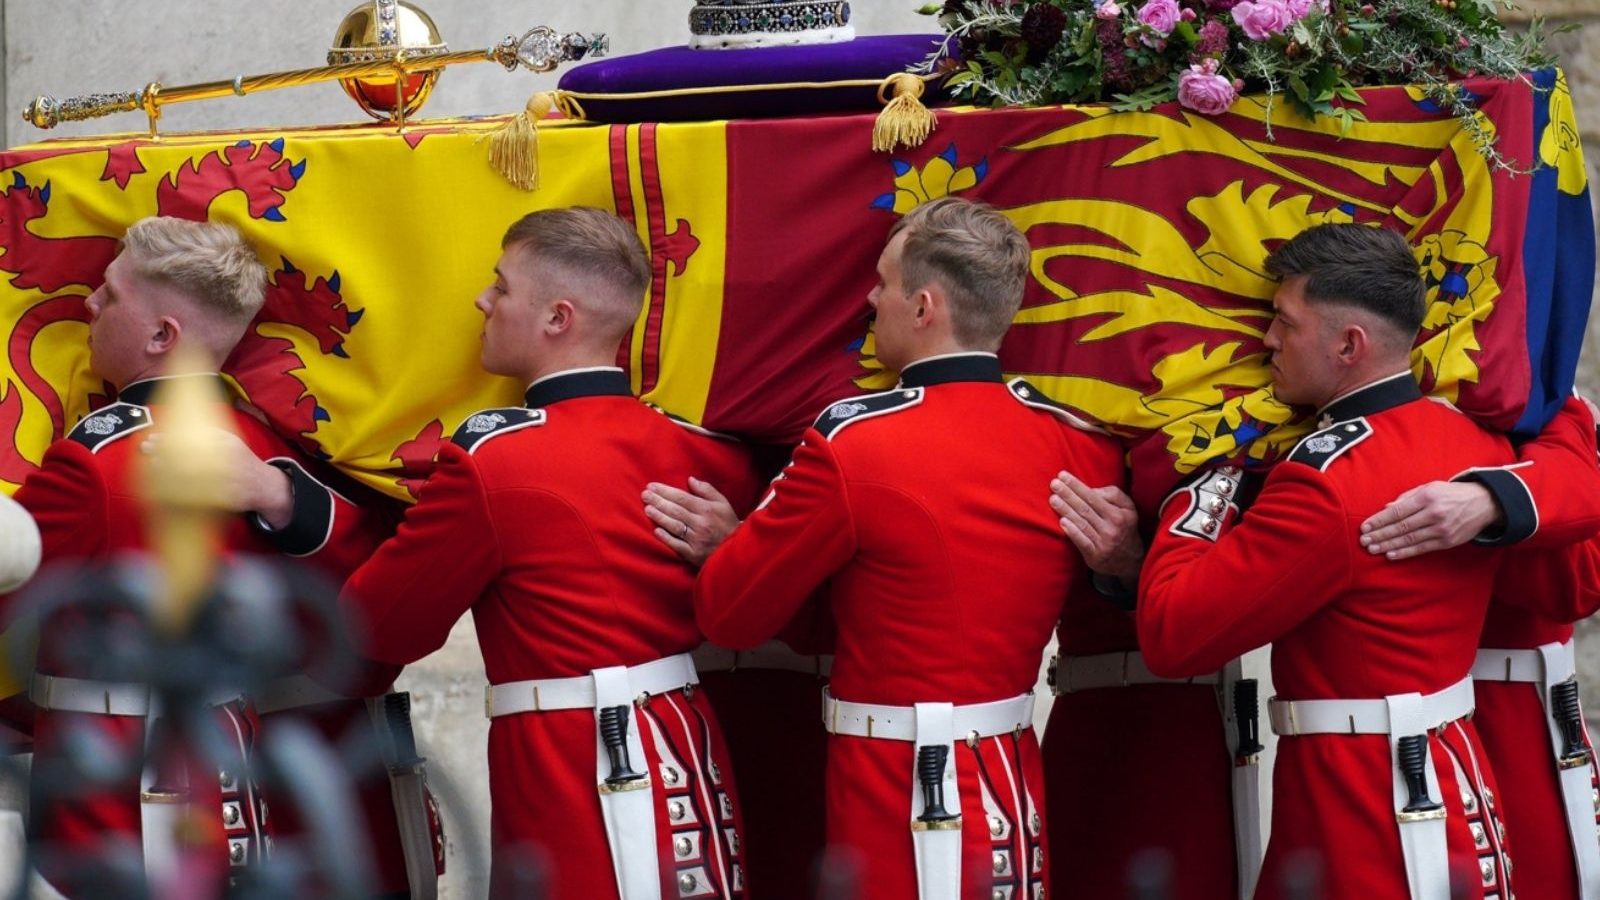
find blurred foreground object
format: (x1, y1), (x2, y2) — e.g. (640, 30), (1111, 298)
(0, 496), (39, 594)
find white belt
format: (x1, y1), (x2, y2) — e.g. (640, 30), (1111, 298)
(821, 688), (1034, 742)
(485, 652), (698, 718)
(691, 640), (833, 677)
(1050, 651), (1219, 694)
(1471, 641), (1575, 684)
(30, 674), (241, 716)
(1268, 677), (1475, 737)
(1486, 639), (1600, 899)
(252, 674), (359, 715)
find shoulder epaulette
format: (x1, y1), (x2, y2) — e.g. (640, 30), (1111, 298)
(1288, 417), (1372, 472)
(1007, 379), (1107, 434)
(66, 402), (152, 453)
(450, 407), (546, 454)
(647, 404), (739, 442)
(812, 388), (923, 440)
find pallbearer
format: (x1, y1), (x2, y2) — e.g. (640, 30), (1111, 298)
(647, 197), (1125, 899)
(245, 207), (764, 900)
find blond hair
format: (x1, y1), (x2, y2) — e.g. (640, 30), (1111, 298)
(121, 217), (267, 329)
(888, 197), (1030, 349)
(502, 207), (651, 337)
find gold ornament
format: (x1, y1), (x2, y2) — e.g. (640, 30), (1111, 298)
(328, 0), (450, 121)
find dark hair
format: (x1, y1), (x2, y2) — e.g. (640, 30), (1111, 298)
(1264, 224), (1425, 340)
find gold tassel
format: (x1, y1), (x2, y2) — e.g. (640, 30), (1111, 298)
(488, 91), (558, 191)
(873, 73), (936, 153)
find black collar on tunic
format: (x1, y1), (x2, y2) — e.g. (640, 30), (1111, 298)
(1317, 372), (1423, 425)
(898, 354), (1004, 388)
(117, 374), (229, 406)
(524, 368), (633, 408)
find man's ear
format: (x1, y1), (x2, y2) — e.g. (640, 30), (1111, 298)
(148, 315), (182, 356)
(546, 298), (575, 336)
(913, 286), (939, 329)
(1337, 323), (1370, 365)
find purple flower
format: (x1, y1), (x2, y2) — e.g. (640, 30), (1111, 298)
(1177, 58), (1237, 114)
(1194, 18), (1230, 56)
(1231, 0), (1295, 40)
(1285, 0), (1329, 18)
(1138, 0), (1182, 35)
(1096, 17), (1135, 91)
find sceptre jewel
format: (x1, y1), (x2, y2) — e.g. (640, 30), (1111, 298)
(23, 1), (606, 135)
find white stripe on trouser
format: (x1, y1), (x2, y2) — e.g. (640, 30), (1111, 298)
(593, 666), (662, 900)
(1386, 691), (1450, 900)
(1220, 658), (1263, 900)
(910, 702), (961, 900)
(1535, 642), (1600, 900)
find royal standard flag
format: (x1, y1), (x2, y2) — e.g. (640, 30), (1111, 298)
(0, 71), (1589, 516)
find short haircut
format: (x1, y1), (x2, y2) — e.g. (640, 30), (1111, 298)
(501, 207), (651, 324)
(1264, 224), (1426, 342)
(121, 217), (268, 329)
(888, 197), (1031, 349)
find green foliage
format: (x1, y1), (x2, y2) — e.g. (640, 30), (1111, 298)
(917, 0), (1567, 163)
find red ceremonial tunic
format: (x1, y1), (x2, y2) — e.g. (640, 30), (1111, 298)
(1139, 373), (1519, 900)
(1043, 599), (1237, 900)
(4, 374), (380, 896)
(1467, 396), (1600, 900)
(693, 353), (1125, 900)
(694, 605), (834, 900)
(333, 368), (762, 900)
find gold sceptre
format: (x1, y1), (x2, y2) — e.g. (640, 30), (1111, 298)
(22, 24), (606, 138)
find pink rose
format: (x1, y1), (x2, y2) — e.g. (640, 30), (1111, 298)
(1096, 0), (1123, 20)
(1231, 0), (1294, 40)
(1138, 0), (1182, 35)
(1178, 59), (1238, 115)
(1285, 0), (1328, 18)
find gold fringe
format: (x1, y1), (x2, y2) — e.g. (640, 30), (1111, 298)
(488, 91), (559, 191)
(873, 73), (936, 153)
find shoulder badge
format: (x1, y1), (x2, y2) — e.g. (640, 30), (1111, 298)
(647, 404), (738, 442)
(1288, 417), (1372, 471)
(67, 402), (152, 453)
(1006, 379), (1106, 434)
(813, 388), (923, 440)
(450, 407), (546, 454)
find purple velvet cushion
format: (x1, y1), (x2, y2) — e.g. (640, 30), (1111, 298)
(556, 34), (946, 123)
